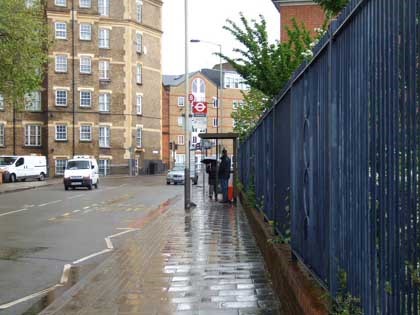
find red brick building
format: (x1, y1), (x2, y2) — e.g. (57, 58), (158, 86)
(272, 0), (325, 42)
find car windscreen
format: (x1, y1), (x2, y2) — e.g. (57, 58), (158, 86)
(66, 160), (90, 170)
(172, 166), (184, 172)
(0, 157), (17, 166)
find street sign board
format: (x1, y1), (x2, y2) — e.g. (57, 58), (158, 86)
(188, 94), (195, 102)
(191, 116), (207, 130)
(192, 101), (207, 116)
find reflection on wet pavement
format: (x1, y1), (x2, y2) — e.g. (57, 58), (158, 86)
(40, 191), (281, 315)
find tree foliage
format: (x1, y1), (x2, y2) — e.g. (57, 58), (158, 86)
(0, 0), (49, 108)
(313, 0), (349, 16)
(219, 14), (312, 139)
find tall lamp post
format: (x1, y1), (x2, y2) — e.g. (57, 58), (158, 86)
(190, 39), (223, 199)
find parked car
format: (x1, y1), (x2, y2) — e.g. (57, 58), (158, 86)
(166, 165), (185, 185)
(0, 155), (47, 182)
(63, 156), (99, 190)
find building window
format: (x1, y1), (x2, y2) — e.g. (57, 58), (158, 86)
(99, 28), (110, 48)
(177, 116), (183, 127)
(55, 55), (68, 73)
(55, 0), (66, 7)
(25, 125), (41, 147)
(25, 92), (41, 111)
(192, 136), (197, 144)
(136, 64), (142, 84)
(80, 125), (92, 141)
(55, 22), (67, 39)
(192, 78), (205, 101)
(136, 32), (142, 53)
(79, 0), (91, 8)
(79, 23), (92, 40)
(175, 154), (185, 164)
(0, 95), (3, 110)
(99, 93), (110, 112)
(136, 0), (143, 23)
(177, 135), (184, 145)
(99, 60), (110, 80)
(98, 0), (109, 16)
(99, 126), (110, 148)
(99, 159), (111, 176)
(55, 90), (68, 106)
(0, 124), (4, 147)
(55, 124), (67, 141)
(212, 118), (218, 127)
(232, 100), (238, 109)
(136, 127), (142, 147)
(136, 95), (143, 115)
(55, 159), (66, 176)
(80, 56), (92, 74)
(80, 90), (92, 107)
(177, 96), (184, 107)
(213, 97), (219, 108)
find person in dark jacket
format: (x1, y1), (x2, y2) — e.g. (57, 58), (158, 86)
(218, 149), (231, 203)
(206, 160), (217, 200)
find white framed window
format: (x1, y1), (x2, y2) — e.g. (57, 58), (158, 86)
(25, 92), (41, 111)
(177, 135), (184, 145)
(232, 100), (238, 109)
(99, 93), (110, 112)
(136, 0), (143, 23)
(98, 0), (109, 16)
(99, 159), (111, 176)
(0, 94), (4, 110)
(192, 136), (197, 144)
(79, 0), (91, 8)
(55, 55), (68, 73)
(136, 32), (143, 53)
(99, 126), (110, 147)
(55, 22), (67, 39)
(80, 90), (92, 107)
(213, 97), (219, 108)
(55, 159), (66, 176)
(80, 125), (92, 141)
(136, 64), (142, 84)
(80, 56), (92, 74)
(55, 90), (68, 106)
(136, 95), (143, 115)
(99, 28), (110, 48)
(177, 96), (184, 107)
(99, 60), (110, 80)
(136, 127), (142, 147)
(79, 23), (92, 40)
(175, 154), (185, 164)
(55, 124), (67, 141)
(192, 78), (205, 101)
(177, 116), (183, 127)
(55, 0), (66, 7)
(212, 118), (218, 127)
(0, 124), (4, 146)
(25, 125), (41, 147)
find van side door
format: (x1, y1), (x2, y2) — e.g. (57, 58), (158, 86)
(14, 158), (26, 179)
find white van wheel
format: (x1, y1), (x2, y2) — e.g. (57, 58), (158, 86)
(10, 174), (16, 183)
(94, 180), (98, 189)
(39, 173), (45, 181)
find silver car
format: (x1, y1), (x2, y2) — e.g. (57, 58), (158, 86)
(166, 166), (185, 185)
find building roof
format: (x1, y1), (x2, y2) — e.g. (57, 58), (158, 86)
(163, 67), (239, 87)
(162, 72), (199, 87)
(272, 0), (315, 10)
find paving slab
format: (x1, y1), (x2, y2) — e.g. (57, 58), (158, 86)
(39, 189), (282, 315)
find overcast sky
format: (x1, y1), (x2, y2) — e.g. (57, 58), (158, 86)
(162, 0), (280, 75)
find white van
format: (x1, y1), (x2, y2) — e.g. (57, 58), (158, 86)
(0, 155), (47, 182)
(63, 156), (99, 190)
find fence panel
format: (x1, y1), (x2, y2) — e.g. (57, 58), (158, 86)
(238, 0), (419, 313)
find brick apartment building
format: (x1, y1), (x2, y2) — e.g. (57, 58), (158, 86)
(162, 66), (248, 169)
(0, 0), (163, 177)
(273, 0), (325, 41)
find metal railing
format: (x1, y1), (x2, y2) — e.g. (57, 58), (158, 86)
(238, 0), (420, 313)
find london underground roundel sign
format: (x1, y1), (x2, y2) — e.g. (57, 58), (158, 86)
(192, 101), (207, 115)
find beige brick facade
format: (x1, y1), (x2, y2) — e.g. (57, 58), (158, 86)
(0, 0), (163, 176)
(163, 69), (247, 169)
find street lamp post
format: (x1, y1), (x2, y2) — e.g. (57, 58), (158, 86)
(190, 39), (223, 200)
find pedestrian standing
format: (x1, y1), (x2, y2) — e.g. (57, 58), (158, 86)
(206, 160), (217, 200)
(218, 149), (231, 203)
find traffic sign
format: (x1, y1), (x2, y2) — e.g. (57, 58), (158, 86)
(188, 94), (195, 102)
(192, 101), (207, 115)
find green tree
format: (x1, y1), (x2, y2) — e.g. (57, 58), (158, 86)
(219, 14), (312, 139)
(0, 0), (49, 109)
(313, 0), (349, 16)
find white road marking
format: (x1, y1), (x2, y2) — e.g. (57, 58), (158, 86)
(68, 194), (84, 200)
(0, 285), (62, 310)
(83, 206), (90, 209)
(73, 209), (81, 213)
(63, 213), (70, 217)
(38, 200), (62, 207)
(0, 208), (28, 217)
(72, 249), (112, 264)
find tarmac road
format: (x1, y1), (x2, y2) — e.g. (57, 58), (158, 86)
(0, 175), (183, 315)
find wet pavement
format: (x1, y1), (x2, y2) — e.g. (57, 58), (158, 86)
(39, 189), (281, 315)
